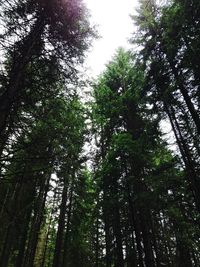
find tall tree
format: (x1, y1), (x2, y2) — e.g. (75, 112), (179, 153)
(0, 0), (93, 144)
(132, 0), (200, 212)
(91, 48), (200, 266)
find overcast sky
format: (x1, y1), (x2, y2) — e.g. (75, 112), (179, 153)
(84, 0), (139, 77)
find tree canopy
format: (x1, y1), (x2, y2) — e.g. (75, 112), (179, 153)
(0, 0), (200, 266)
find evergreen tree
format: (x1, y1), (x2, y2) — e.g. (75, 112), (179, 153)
(0, 1), (200, 266)
(91, 48), (200, 266)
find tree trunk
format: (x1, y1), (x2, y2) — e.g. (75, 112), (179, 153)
(165, 104), (200, 212)
(52, 177), (69, 267)
(62, 184), (74, 267)
(139, 209), (155, 267)
(127, 185), (144, 267)
(112, 178), (124, 267)
(23, 173), (50, 267)
(103, 187), (113, 267)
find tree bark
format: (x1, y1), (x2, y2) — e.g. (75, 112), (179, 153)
(165, 104), (200, 212)
(22, 173), (50, 267)
(52, 177), (69, 267)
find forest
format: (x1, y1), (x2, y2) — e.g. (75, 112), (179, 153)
(0, 0), (200, 266)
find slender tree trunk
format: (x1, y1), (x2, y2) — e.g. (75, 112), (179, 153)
(112, 178), (124, 267)
(52, 178), (69, 267)
(40, 189), (57, 267)
(139, 209), (155, 267)
(126, 187), (144, 267)
(23, 173), (50, 267)
(95, 213), (100, 267)
(124, 161), (144, 267)
(0, 187), (10, 221)
(113, 206), (124, 267)
(124, 212), (137, 267)
(0, 180), (26, 267)
(62, 184), (74, 267)
(0, 225), (13, 267)
(176, 235), (193, 267)
(15, 210), (33, 267)
(165, 104), (200, 212)
(103, 189), (113, 267)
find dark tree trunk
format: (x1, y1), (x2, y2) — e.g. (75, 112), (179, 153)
(22, 173), (50, 267)
(176, 236), (193, 267)
(0, 225), (13, 267)
(52, 178), (69, 267)
(0, 176), (34, 267)
(165, 104), (200, 212)
(103, 192), (113, 267)
(139, 210), (155, 267)
(62, 184), (74, 267)
(40, 189), (57, 267)
(126, 185), (144, 267)
(95, 215), (100, 267)
(112, 199), (124, 267)
(15, 210), (32, 267)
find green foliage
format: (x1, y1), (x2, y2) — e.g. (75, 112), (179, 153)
(1, 0), (200, 266)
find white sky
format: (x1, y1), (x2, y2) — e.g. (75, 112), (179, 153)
(84, 0), (139, 77)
